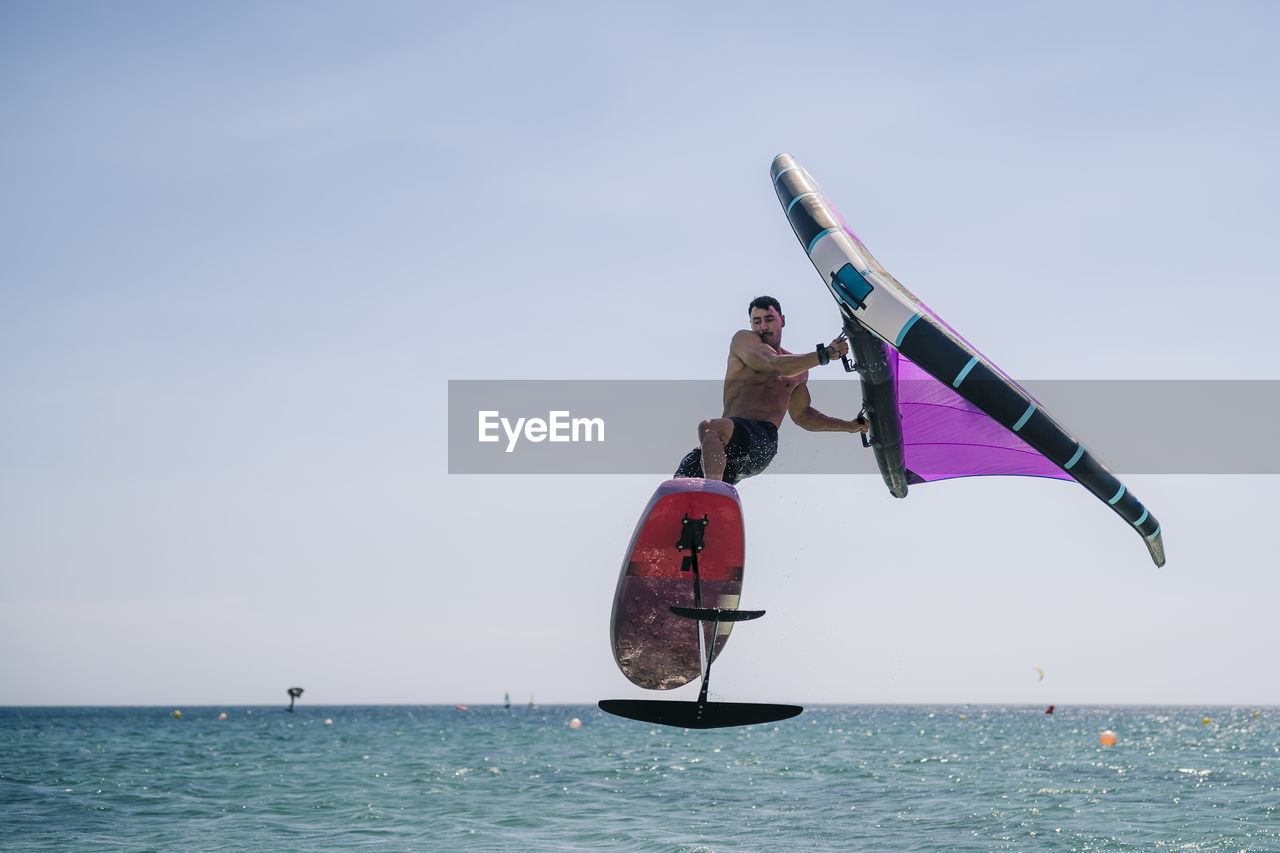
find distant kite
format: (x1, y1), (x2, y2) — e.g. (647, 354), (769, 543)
(1033, 668), (1045, 681)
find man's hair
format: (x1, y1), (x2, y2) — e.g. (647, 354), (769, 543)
(748, 296), (781, 315)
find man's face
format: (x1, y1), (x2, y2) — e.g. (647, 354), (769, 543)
(750, 306), (784, 345)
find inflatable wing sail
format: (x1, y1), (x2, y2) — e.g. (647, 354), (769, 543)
(770, 153), (1165, 567)
(895, 346), (1072, 484)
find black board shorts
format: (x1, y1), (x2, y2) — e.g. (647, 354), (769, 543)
(673, 417), (779, 485)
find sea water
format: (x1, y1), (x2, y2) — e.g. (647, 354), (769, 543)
(1, 705), (1276, 851)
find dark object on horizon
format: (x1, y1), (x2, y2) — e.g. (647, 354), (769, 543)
(1046, 705), (1055, 714)
(287, 687), (304, 712)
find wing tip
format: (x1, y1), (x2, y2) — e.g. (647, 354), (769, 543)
(1145, 531), (1166, 567)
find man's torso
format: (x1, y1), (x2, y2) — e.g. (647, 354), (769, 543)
(720, 342), (804, 427)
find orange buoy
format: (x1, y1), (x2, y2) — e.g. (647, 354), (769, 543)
(1100, 730), (1117, 746)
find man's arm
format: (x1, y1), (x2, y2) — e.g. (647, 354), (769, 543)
(787, 379), (870, 433)
(732, 331), (848, 378)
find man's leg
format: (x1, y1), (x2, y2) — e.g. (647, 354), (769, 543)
(697, 418), (736, 481)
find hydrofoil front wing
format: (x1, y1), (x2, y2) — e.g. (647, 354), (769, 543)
(598, 699), (803, 729)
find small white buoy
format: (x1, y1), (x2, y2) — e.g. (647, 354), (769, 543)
(324, 719), (333, 726)
(568, 718), (582, 729)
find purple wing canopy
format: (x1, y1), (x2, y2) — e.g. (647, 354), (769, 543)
(895, 307), (1069, 484)
(773, 153), (1163, 566)
(826, 192), (1069, 484)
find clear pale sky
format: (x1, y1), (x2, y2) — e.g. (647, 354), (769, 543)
(2, 1), (1277, 707)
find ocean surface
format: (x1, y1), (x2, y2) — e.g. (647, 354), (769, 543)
(1, 704), (1276, 851)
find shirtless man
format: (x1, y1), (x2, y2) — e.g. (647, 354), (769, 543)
(674, 296), (869, 484)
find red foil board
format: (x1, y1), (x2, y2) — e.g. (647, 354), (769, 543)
(610, 479), (745, 690)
